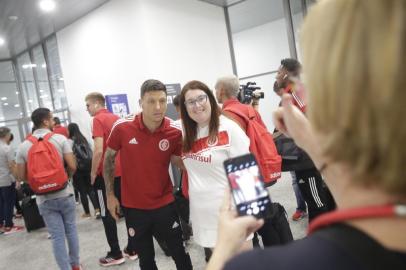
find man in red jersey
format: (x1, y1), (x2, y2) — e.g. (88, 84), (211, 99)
(85, 92), (137, 266)
(52, 117), (69, 138)
(104, 80), (193, 270)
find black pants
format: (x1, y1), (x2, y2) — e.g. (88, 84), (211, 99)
(123, 203), (193, 270)
(295, 168), (335, 222)
(256, 203), (293, 247)
(73, 171), (98, 214)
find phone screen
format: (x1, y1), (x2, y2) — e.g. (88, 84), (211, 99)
(224, 153), (272, 219)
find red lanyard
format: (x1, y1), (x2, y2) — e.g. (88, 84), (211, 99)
(308, 204), (406, 234)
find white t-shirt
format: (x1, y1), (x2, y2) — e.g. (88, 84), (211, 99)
(183, 115), (250, 248)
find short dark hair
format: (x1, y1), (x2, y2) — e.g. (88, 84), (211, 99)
(281, 58), (302, 76)
(140, 79), (167, 98)
(53, 117), (61, 125)
(173, 94), (181, 107)
(0, 127), (11, 138)
(31, 108), (51, 129)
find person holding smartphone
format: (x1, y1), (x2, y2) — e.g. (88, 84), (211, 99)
(207, 1), (406, 269)
(179, 80), (251, 261)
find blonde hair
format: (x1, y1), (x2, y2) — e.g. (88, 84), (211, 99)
(301, 0), (406, 197)
(85, 92), (105, 106)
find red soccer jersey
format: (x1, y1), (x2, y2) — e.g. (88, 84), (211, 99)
(107, 113), (182, 209)
(53, 125), (69, 138)
(92, 108), (121, 177)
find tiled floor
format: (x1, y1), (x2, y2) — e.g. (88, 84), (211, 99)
(0, 172), (308, 270)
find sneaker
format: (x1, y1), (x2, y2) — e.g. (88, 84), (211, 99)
(72, 264), (83, 270)
(95, 209), (101, 220)
(3, 225), (24, 235)
(99, 252), (125, 267)
(123, 247), (139, 261)
(81, 213), (91, 218)
(292, 210), (307, 221)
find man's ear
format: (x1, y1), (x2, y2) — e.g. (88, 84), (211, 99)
(138, 98), (142, 108)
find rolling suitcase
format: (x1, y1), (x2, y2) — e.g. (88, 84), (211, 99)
(21, 196), (46, 232)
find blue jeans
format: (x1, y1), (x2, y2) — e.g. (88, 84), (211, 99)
(291, 172), (306, 212)
(38, 195), (80, 270)
(0, 182), (16, 227)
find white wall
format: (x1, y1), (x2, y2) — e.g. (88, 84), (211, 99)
(232, 18), (292, 131)
(232, 18), (291, 78)
(57, 0), (233, 139)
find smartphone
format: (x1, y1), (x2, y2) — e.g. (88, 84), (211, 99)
(223, 153), (272, 219)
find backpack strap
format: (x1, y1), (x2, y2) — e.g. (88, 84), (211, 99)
(314, 223), (405, 270)
(26, 135), (38, 144)
(223, 106), (251, 122)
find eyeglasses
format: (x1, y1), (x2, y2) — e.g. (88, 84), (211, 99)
(184, 94), (208, 108)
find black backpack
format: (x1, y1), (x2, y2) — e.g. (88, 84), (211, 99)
(72, 141), (92, 172)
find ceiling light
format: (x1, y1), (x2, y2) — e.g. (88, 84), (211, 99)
(0, 37), (5, 46)
(39, 0), (56, 12)
(16, 91), (19, 95)
(8, 16), (18, 21)
(1, 97), (7, 101)
(41, 63), (46, 68)
(39, 89), (44, 93)
(22, 64), (37, 69)
(3, 103), (8, 106)
(14, 104), (20, 107)
(40, 94), (49, 99)
(58, 89), (64, 92)
(28, 99), (33, 103)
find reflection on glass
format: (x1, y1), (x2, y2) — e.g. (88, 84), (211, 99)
(17, 52), (40, 114)
(32, 45), (54, 110)
(290, 0), (304, 61)
(0, 62), (23, 120)
(45, 36), (68, 110)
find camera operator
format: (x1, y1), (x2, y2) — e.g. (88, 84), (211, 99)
(215, 75), (293, 247)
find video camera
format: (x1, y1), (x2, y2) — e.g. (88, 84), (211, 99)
(238, 82), (264, 104)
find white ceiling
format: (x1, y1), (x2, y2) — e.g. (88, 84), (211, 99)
(200, 0), (303, 33)
(0, 0), (109, 60)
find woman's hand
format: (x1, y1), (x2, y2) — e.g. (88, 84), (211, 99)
(206, 190), (264, 270)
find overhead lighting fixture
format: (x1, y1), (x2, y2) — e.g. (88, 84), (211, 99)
(39, 89), (44, 93)
(22, 64), (37, 69)
(39, 0), (56, 12)
(28, 99), (33, 103)
(16, 91), (19, 95)
(0, 37), (5, 46)
(14, 104), (20, 108)
(8, 16), (18, 21)
(42, 63), (46, 68)
(1, 97), (7, 101)
(58, 89), (64, 92)
(3, 103), (8, 106)
(40, 94), (49, 99)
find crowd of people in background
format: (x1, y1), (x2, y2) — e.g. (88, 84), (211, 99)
(1, 1), (405, 270)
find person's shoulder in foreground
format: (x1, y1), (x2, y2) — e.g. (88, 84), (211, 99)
(225, 224), (406, 270)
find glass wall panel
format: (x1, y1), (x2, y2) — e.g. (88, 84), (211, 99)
(45, 36), (68, 110)
(32, 45), (54, 110)
(0, 62), (22, 120)
(16, 52), (39, 115)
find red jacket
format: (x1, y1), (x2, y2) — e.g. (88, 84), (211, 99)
(53, 125), (69, 138)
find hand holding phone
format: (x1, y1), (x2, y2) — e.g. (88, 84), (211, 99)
(223, 153), (272, 219)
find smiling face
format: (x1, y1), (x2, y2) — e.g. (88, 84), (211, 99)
(184, 89), (211, 128)
(140, 90), (167, 126)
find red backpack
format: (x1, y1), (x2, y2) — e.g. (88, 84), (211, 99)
(27, 133), (68, 195)
(224, 107), (282, 185)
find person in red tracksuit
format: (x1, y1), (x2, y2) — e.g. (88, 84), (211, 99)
(85, 92), (138, 266)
